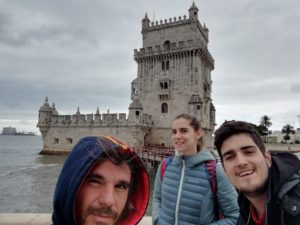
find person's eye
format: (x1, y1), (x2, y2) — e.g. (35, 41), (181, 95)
(224, 155), (234, 161)
(116, 183), (129, 191)
(88, 179), (98, 184)
(245, 150), (255, 155)
(87, 177), (102, 185)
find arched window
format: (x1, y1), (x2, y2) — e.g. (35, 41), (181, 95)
(164, 82), (168, 89)
(161, 103), (168, 113)
(166, 60), (169, 70)
(164, 40), (171, 51)
(162, 61), (165, 70)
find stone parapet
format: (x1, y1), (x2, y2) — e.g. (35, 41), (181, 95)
(134, 45), (214, 69)
(48, 113), (152, 128)
(0, 213), (152, 225)
(142, 16), (208, 42)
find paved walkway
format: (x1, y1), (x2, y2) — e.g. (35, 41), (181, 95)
(0, 213), (152, 225)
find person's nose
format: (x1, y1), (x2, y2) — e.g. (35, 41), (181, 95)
(98, 185), (116, 207)
(235, 153), (248, 168)
(174, 131), (181, 139)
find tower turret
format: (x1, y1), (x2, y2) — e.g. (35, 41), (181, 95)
(189, 1), (199, 21)
(37, 97), (53, 137)
(142, 13), (150, 31)
(52, 103), (58, 115)
(128, 99), (143, 124)
(188, 94), (203, 122)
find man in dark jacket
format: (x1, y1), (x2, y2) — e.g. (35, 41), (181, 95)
(52, 136), (149, 225)
(214, 120), (300, 225)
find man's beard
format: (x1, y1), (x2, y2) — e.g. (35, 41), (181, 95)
(242, 177), (268, 198)
(78, 205), (119, 225)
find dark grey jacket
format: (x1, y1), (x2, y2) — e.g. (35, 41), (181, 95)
(236, 152), (300, 225)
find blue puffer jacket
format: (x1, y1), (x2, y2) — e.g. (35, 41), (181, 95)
(152, 149), (239, 225)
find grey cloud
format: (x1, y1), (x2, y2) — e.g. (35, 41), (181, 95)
(0, 0), (299, 132)
(290, 83), (300, 93)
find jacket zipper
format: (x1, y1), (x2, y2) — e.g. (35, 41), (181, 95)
(265, 204), (267, 225)
(175, 159), (185, 225)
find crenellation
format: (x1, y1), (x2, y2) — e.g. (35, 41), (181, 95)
(78, 115), (86, 126)
(134, 41), (208, 58)
(119, 113), (127, 122)
(58, 115), (65, 125)
(148, 15), (189, 30)
(71, 114), (78, 125)
(134, 45), (214, 70)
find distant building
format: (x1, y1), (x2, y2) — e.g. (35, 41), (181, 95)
(2, 127), (17, 135)
(37, 2), (216, 153)
(268, 130), (300, 143)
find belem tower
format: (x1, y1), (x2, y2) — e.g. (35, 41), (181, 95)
(37, 2), (216, 154)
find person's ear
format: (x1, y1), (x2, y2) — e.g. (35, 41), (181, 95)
(264, 150), (272, 168)
(197, 129), (204, 139)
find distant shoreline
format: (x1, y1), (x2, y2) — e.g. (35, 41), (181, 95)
(1, 133), (36, 136)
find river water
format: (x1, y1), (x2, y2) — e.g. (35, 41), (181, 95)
(1, 135), (298, 216)
(0, 135), (155, 215)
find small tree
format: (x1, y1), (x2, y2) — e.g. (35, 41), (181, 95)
(259, 115), (272, 142)
(281, 124), (296, 143)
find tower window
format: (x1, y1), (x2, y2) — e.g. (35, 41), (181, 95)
(54, 138), (59, 144)
(164, 40), (171, 51)
(164, 82), (168, 89)
(135, 111), (140, 116)
(160, 81), (169, 89)
(197, 105), (201, 110)
(162, 103), (168, 113)
(162, 60), (169, 71)
(166, 61), (169, 70)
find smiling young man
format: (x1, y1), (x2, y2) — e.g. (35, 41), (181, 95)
(52, 136), (149, 225)
(214, 120), (300, 225)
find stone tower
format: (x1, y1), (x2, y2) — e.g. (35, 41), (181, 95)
(133, 2), (216, 147)
(37, 2), (216, 153)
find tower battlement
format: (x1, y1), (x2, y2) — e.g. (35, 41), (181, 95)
(37, 98), (152, 130)
(134, 43), (214, 69)
(144, 16), (208, 42)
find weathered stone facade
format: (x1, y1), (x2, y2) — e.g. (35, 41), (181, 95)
(37, 2), (216, 153)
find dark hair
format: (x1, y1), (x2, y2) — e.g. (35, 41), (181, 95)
(93, 136), (139, 220)
(214, 120), (265, 162)
(174, 113), (204, 151)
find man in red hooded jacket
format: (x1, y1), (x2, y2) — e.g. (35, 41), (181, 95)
(52, 136), (149, 225)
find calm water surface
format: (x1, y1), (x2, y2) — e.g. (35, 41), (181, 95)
(1, 135), (299, 215)
(0, 135), (155, 215)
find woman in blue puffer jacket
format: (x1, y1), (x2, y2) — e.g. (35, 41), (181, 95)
(152, 113), (239, 225)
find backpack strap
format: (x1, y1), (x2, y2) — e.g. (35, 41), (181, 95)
(160, 156), (173, 181)
(205, 160), (216, 192)
(205, 160), (223, 220)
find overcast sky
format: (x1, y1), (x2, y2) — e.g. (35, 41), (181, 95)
(0, 0), (299, 134)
